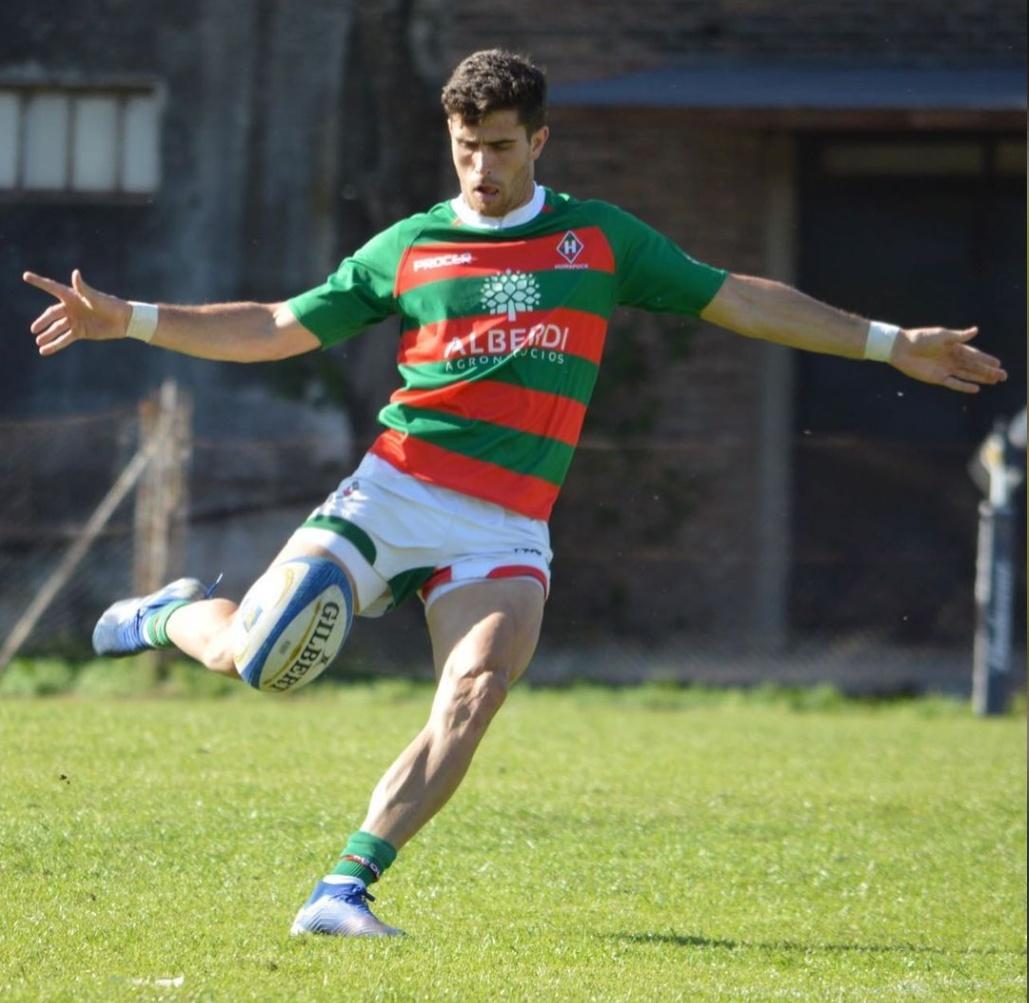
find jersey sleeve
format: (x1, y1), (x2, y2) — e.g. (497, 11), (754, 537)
(288, 220), (411, 347)
(603, 204), (727, 315)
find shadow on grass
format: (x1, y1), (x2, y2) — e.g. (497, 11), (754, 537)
(610, 932), (1017, 956)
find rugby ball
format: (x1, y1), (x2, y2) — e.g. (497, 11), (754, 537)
(231, 557), (353, 694)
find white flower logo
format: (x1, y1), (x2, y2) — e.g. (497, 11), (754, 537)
(481, 269), (542, 322)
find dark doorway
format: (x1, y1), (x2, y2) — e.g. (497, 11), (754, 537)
(793, 134), (1026, 645)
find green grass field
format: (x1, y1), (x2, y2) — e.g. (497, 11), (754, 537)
(0, 676), (1024, 1002)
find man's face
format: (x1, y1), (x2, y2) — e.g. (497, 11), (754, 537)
(448, 109), (549, 218)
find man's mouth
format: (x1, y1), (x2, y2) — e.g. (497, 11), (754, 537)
(474, 183), (500, 199)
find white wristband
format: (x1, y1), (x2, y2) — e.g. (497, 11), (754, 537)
(864, 320), (900, 362)
(125, 301), (159, 343)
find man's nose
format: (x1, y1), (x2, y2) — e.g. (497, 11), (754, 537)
(472, 149), (493, 174)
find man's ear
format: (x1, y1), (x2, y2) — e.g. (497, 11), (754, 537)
(530, 125), (550, 160)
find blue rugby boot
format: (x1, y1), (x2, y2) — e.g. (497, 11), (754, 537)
(92, 576), (219, 657)
(290, 878), (403, 938)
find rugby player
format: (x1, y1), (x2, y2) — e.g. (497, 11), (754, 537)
(22, 49), (1007, 937)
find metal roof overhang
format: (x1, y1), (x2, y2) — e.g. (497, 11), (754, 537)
(549, 64), (1027, 130)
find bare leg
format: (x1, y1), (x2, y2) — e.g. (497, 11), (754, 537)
(165, 598), (239, 675)
(358, 578), (544, 849)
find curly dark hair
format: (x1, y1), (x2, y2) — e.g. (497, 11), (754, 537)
(441, 49), (547, 134)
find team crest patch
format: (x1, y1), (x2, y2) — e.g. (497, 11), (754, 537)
(557, 231), (584, 265)
(481, 269), (542, 322)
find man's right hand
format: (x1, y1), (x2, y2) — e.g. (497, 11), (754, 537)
(23, 270), (132, 356)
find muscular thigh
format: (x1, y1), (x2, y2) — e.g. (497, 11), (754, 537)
(426, 578), (545, 686)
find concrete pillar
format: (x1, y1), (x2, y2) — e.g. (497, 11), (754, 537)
(754, 133), (797, 648)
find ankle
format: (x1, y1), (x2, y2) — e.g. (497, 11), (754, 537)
(332, 830), (397, 885)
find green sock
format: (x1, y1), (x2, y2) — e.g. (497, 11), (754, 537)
(332, 830), (397, 885)
(142, 600), (191, 648)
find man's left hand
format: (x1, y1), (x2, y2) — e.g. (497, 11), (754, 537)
(892, 327), (1007, 394)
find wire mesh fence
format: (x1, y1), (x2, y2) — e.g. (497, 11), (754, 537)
(0, 408), (139, 658)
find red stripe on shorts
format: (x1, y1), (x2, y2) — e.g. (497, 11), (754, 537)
(418, 567), (453, 600)
(487, 565), (549, 595)
(419, 564), (549, 602)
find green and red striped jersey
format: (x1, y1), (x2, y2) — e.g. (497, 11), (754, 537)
(289, 188), (726, 520)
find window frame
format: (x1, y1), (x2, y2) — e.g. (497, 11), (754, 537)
(0, 82), (164, 204)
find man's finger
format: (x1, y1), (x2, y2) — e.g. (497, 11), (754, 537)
(36, 318), (71, 346)
(969, 366), (1007, 383)
(942, 375), (980, 394)
(30, 303), (68, 335)
(956, 343), (1000, 367)
(955, 350), (1007, 383)
(71, 268), (94, 301)
(955, 326), (979, 343)
(954, 368), (997, 385)
(38, 328), (78, 356)
(22, 271), (73, 299)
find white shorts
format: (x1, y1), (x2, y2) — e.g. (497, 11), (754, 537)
(291, 454), (552, 617)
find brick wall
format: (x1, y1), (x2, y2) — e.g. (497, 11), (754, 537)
(537, 109), (774, 637)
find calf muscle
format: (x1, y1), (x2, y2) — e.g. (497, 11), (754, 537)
(359, 579), (545, 849)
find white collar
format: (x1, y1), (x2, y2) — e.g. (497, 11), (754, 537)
(450, 183), (546, 230)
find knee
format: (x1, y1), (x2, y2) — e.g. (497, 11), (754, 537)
(438, 662), (509, 734)
(166, 597), (237, 673)
(196, 602), (239, 674)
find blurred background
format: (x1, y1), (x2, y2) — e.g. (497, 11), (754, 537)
(0, 0), (1025, 693)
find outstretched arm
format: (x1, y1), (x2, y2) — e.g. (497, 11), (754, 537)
(23, 270), (319, 362)
(700, 273), (1007, 394)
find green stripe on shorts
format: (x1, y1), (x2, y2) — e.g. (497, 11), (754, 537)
(387, 567), (436, 609)
(302, 515), (378, 566)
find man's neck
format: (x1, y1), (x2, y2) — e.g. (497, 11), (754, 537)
(451, 183), (545, 230)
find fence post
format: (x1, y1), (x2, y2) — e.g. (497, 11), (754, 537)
(133, 380), (192, 595)
(133, 381), (192, 677)
(971, 499), (1015, 716)
(969, 416), (1021, 717)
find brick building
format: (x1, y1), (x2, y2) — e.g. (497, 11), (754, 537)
(1, 1), (1024, 676)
